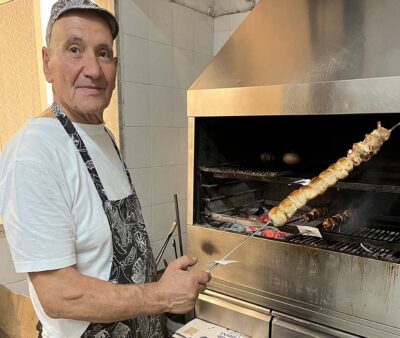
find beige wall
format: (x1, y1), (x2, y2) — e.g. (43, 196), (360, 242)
(92, 0), (121, 147)
(0, 0), (46, 152)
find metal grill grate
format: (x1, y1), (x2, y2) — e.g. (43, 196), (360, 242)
(289, 226), (400, 263)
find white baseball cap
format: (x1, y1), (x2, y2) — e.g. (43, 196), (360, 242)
(46, 0), (119, 46)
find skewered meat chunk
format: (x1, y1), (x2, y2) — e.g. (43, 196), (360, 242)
(268, 122), (392, 227)
(302, 207), (328, 222)
(347, 122), (390, 165)
(268, 206), (287, 226)
(322, 209), (351, 231)
(288, 190), (307, 209)
(309, 177), (328, 195)
(299, 185), (318, 200)
(279, 198), (298, 219)
(328, 163), (348, 180)
(347, 151), (363, 166)
(373, 122), (390, 141)
(319, 169), (337, 185)
(364, 133), (381, 155)
(336, 157), (354, 172)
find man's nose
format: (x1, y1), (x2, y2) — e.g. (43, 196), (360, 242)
(83, 54), (102, 79)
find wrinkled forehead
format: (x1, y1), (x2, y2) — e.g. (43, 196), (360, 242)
(49, 10), (114, 47)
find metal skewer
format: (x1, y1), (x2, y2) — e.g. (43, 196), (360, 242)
(155, 221), (177, 267)
(390, 122), (400, 132)
(174, 194), (184, 257)
(207, 221), (271, 272)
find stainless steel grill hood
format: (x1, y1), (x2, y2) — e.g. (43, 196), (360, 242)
(188, 0), (400, 117)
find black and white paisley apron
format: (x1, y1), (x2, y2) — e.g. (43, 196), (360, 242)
(51, 102), (164, 337)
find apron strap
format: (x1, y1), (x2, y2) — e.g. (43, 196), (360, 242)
(103, 128), (133, 187)
(51, 102), (109, 204)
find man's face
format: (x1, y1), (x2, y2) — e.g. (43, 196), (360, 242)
(43, 11), (117, 122)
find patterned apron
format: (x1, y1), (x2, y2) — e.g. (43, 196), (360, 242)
(52, 102), (164, 338)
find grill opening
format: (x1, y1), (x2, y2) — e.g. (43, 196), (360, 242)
(194, 113), (400, 263)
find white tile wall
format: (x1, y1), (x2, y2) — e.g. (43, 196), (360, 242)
(123, 82), (150, 126)
(130, 168), (152, 207)
(123, 35), (149, 84)
(173, 3), (195, 51)
(7, 279), (29, 296)
(120, 0), (149, 39)
(124, 126), (151, 168)
(194, 53), (213, 79)
(150, 85), (174, 127)
(151, 127), (186, 167)
(149, 0), (173, 45)
(213, 30), (230, 56)
(149, 42), (174, 87)
(214, 15), (229, 32)
(173, 47), (195, 89)
(173, 89), (188, 128)
(213, 12), (250, 55)
(120, 1), (251, 270)
(151, 165), (187, 205)
(0, 237), (27, 295)
(194, 12), (214, 55)
(119, 0), (214, 268)
(229, 12), (249, 35)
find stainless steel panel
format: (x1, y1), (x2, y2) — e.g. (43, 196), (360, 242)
(188, 225), (400, 338)
(271, 312), (359, 338)
(188, 0), (400, 116)
(196, 290), (271, 338)
(187, 77), (400, 116)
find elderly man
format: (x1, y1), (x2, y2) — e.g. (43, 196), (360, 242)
(0, 0), (210, 337)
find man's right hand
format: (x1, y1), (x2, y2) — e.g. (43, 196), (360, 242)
(28, 257), (210, 322)
(157, 256), (211, 314)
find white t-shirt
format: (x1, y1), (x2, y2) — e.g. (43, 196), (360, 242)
(0, 117), (132, 337)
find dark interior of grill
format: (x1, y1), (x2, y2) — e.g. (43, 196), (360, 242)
(194, 113), (400, 262)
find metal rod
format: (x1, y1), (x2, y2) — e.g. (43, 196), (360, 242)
(172, 239), (178, 259)
(390, 122), (400, 132)
(207, 212), (266, 228)
(174, 194), (184, 257)
(202, 187), (263, 203)
(155, 221), (177, 267)
(207, 222), (270, 272)
(201, 180), (239, 189)
(215, 199), (268, 215)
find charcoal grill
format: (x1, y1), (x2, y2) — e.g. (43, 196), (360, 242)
(185, 0), (400, 336)
(187, 114), (400, 338)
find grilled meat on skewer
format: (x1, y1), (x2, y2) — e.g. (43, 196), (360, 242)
(322, 209), (351, 231)
(302, 207), (328, 223)
(268, 122), (391, 226)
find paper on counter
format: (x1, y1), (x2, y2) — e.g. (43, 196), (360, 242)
(173, 318), (249, 338)
(297, 225), (322, 238)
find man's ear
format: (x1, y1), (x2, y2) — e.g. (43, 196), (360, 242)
(42, 47), (53, 83)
